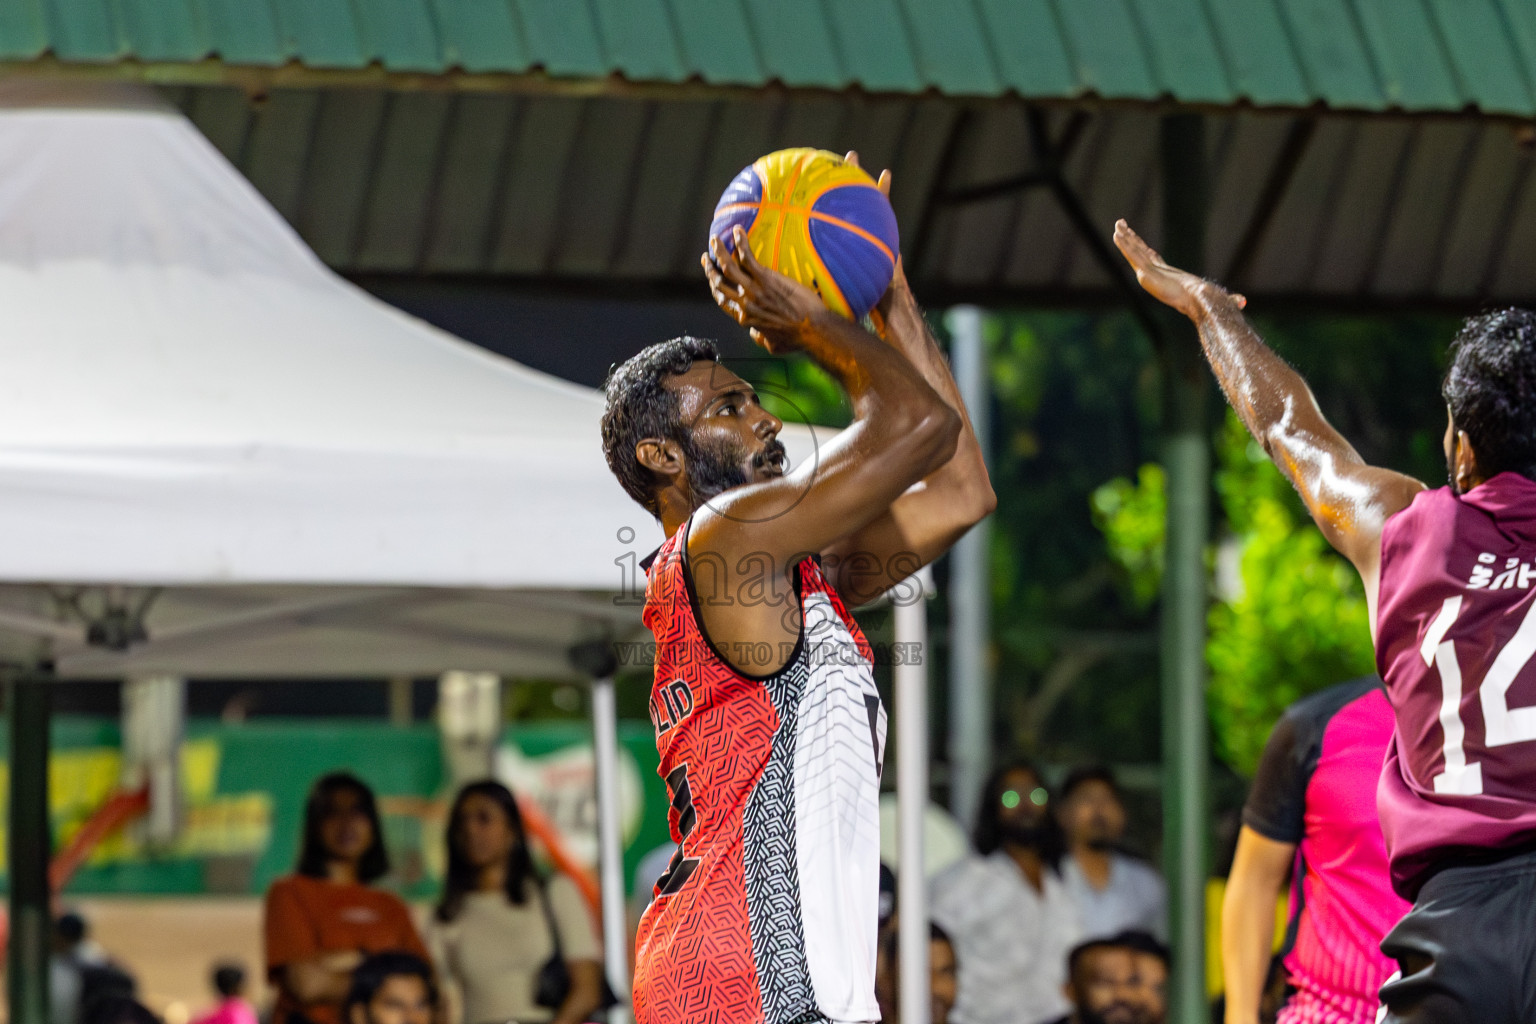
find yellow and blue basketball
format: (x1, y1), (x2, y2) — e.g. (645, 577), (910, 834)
(709, 148), (899, 321)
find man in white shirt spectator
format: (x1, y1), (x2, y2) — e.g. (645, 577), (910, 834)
(1056, 767), (1166, 941)
(931, 762), (1082, 1024)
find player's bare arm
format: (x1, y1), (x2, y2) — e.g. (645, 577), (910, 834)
(818, 256), (995, 604)
(689, 225), (961, 669)
(1221, 827), (1294, 1024)
(814, 155), (995, 605)
(1112, 218), (1424, 613)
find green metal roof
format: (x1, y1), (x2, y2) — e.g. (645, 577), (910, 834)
(9, 0), (1536, 115)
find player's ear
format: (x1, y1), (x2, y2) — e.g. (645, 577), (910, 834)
(1453, 429), (1484, 492)
(635, 438), (682, 480)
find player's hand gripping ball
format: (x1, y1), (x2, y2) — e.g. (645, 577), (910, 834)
(709, 148), (899, 321)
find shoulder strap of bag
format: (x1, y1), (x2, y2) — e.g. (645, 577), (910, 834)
(534, 877), (565, 958)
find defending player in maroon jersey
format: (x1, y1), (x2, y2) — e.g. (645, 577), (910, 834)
(601, 157), (993, 1024)
(1114, 219), (1536, 1023)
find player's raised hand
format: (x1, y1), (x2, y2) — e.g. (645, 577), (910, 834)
(844, 153), (906, 338)
(844, 150), (892, 196)
(1113, 218), (1245, 319)
(703, 225), (827, 353)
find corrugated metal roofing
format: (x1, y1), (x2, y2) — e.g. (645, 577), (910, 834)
(167, 86), (1536, 308)
(10, 0), (1536, 115)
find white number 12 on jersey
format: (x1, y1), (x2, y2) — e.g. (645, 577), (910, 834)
(1425, 594), (1536, 796)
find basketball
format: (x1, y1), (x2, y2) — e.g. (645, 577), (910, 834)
(709, 148), (900, 321)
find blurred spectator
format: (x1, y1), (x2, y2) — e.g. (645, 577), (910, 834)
(931, 761), (1081, 1024)
(1056, 767), (1167, 941)
(426, 780), (603, 1024)
(54, 911), (137, 1024)
(190, 962), (258, 1024)
(1113, 931), (1168, 1024)
(1221, 678), (1407, 1024)
(874, 920), (959, 1024)
(343, 953), (436, 1024)
(52, 911), (98, 1024)
(79, 996), (160, 1024)
(1047, 938), (1140, 1024)
(265, 772), (429, 1024)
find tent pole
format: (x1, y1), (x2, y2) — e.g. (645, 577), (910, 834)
(7, 663), (52, 1024)
(1159, 112), (1211, 1024)
(895, 577), (930, 1024)
(945, 305), (992, 833)
(590, 672), (631, 1024)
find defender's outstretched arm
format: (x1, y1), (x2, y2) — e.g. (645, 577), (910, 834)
(1112, 219), (1424, 612)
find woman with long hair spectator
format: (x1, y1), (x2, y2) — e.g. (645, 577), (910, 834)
(426, 780), (603, 1024)
(265, 772), (429, 1024)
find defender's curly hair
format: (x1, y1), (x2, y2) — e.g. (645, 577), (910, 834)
(1444, 308), (1536, 482)
(601, 336), (721, 516)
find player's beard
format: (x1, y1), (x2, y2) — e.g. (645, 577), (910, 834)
(682, 434), (786, 507)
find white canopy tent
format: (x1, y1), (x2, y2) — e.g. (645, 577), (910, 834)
(0, 80), (681, 1021)
(0, 80), (937, 1024)
(0, 81), (669, 679)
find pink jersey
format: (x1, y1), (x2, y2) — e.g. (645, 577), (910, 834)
(1374, 472), (1536, 898)
(191, 1000), (258, 1024)
(1244, 679), (1411, 1024)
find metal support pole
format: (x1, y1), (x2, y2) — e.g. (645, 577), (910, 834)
(946, 305), (992, 834)
(8, 667), (52, 1024)
(895, 577), (930, 1024)
(591, 673), (631, 1024)
(1159, 112), (1211, 1024)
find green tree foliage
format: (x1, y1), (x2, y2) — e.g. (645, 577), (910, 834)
(1090, 310), (1457, 776)
(1205, 414), (1375, 775)
(1090, 415), (1379, 775)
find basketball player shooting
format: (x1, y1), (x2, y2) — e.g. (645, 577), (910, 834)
(600, 162), (993, 1024)
(1113, 218), (1536, 1023)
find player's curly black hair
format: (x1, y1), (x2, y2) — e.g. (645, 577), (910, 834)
(1444, 308), (1536, 482)
(601, 336), (721, 516)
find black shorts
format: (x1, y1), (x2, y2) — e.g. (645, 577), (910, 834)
(1378, 847), (1536, 1024)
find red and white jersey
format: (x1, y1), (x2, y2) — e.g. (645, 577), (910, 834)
(1375, 472), (1536, 898)
(634, 519), (886, 1024)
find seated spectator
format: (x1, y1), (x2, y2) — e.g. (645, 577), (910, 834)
(344, 953), (436, 1024)
(426, 780), (603, 1024)
(874, 920), (959, 1024)
(190, 962), (258, 1024)
(1048, 938), (1140, 1024)
(80, 996), (159, 1024)
(265, 772), (430, 1024)
(53, 911), (138, 1024)
(53, 911), (99, 1024)
(1114, 931), (1168, 1024)
(1056, 767), (1166, 941)
(931, 761), (1081, 1024)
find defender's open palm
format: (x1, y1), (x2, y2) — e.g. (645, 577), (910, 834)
(1113, 218), (1244, 316)
(703, 225), (828, 353)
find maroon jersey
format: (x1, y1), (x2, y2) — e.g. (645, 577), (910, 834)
(1375, 472), (1536, 897)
